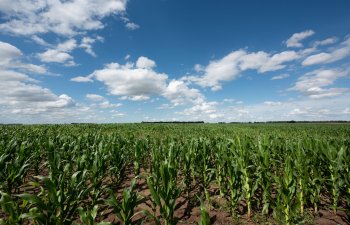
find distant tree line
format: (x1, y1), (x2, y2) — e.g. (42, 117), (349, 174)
(141, 121), (205, 124)
(218, 121), (350, 124)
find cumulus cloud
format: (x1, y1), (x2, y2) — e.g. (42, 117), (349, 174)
(285, 30), (315, 48)
(37, 39), (78, 64)
(38, 49), (74, 63)
(0, 69), (75, 116)
(86, 94), (122, 108)
(0, 41), (47, 74)
(0, 41), (86, 123)
(0, 0), (127, 36)
(86, 59), (167, 100)
(74, 56), (206, 106)
(177, 101), (218, 117)
(289, 69), (349, 99)
(302, 36), (350, 66)
(0, 41), (22, 66)
(189, 49), (300, 91)
(163, 80), (205, 106)
(136, 56), (156, 69)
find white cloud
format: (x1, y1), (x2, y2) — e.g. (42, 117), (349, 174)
(223, 98), (236, 103)
(77, 56), (206, 106)
(121, 16), (140, 31)
(124, 54), (131, 60)
(177, 101), (218, 118)
(0, 42), (130, 123)
(37, 39), (78, 64)
(99, 101), (122, 108)
(125, 22), (140, 30)
(194, 64), (204, 72)
(285, 30), (315, 48)
(271, 73), (290, 80)
(136, 56), (156, 69)
(193, 50), (246, 91)
(86, 94), (105, 102)
(0, 69), (76, 117)
(80, 36), (104, 57)
(57, 39), (77, 51)
(192, 49), (300, 90)
(289, 69), (349, 99)
(120, 95), (150, 101)
(343, 108), (350, 114)
(302, 37), (350, 66)
(0, 41), (22, 66)
(313, 37), (338, 47)
(163, 80), (204, 106)
(0, 41), (47, 74)
(240, 50), (301, 73)
(157, 103), (173, 110)
(264, 101), (282, 106)
(197, 96), (350, 122)
(31, 35), (52, 47)
(0, 41), (78, 122)
(70, 76), (93, 82)
(90, 58), (167, 99)
(38, 49), (73, 63)
(86, 94), (122, 109)
(37, 37), (100, 64)
(0, 0), (127, 36)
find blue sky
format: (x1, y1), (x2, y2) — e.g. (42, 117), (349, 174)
(1, 0), (350, 123)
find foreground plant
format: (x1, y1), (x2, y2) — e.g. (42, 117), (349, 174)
(198, 200), (211, 225)
(274, 157), (297, 225)
(146, 160), (181, 225)
(107, 179), (143, 225)
(19, 171), (88, 225)
(77, 205), (111, 225)
(0, 191), (23, 225)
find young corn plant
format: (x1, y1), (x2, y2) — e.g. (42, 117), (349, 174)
(293, 143), (309, 215)
(256, 139), (272, 216)
(236, 137), (257, 220)
(89, 142), (109, 206)
(146, 160), (181, 225)
(223, 154), (242, 219)
(214, 141), (228, 198)
(19, 170), (89, 225)
(322, 144), (345, 214)
(182, 144), (193, 198)
(308, 167), (322, 213)
(108, 143), (128, 187)
(274, 156), (297, 225)
(198, 200), (211, 225)
(200, 140), (215, 204)
(77, 205), (111, 225)
(0, 191), (23, 225)
(107, 179), (143, 225)
(0, 141), (31, 194)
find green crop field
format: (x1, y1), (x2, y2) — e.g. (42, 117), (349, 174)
(0, 124), (349, 224)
